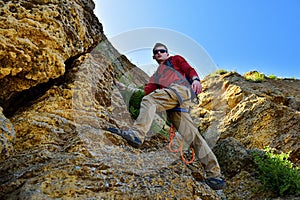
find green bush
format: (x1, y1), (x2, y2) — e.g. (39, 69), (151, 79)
(244, 71), (265, 82)
(251, 147), (300, 196)
(214, 69), (228, 75)
(268, 74), (278, 80)
(128, 90), (145, 119)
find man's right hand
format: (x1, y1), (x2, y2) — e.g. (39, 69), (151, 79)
(192, 80), (202, 94)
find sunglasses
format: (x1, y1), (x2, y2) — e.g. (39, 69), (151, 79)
(153, 49), (167, 55)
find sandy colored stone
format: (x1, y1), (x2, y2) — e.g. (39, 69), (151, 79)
(0, 0), (102, 104)
(198, 72), (300, 166)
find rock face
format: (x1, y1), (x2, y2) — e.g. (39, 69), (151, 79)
(0, 1), (299, 199)
(197, 72), (300, 166)
(196, 72), (300, 199)
(0, 0), (102, 110)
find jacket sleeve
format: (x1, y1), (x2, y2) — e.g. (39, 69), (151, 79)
(144, 75), (158, 95)
(173, 55), (199, 79)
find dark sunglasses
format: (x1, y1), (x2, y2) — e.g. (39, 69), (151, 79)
(153, 49), (167, 55)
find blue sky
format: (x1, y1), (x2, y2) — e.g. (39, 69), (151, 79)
(95, 0), (300, 78)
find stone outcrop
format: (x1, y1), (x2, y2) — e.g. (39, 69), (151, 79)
(197, 72), (300, 166)
(0, 0), (299, 199)
(0, 0), (102, 111)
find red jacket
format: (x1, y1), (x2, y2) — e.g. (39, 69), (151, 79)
(144, 55), (199, 95)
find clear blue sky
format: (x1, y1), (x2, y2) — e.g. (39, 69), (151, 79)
(95, 0), (300, 79)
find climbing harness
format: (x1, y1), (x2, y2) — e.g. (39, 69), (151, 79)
(168, 124), (195, 164)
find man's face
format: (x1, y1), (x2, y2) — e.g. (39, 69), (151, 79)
(153, 46), (169, 63)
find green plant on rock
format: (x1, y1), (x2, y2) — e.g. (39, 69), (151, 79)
(208, 69), (229, 77)
(268, 74), (278, 80)
(244, 71), (265, 82)
(128, 89), (145, 119)
(214, 69), (228, 75)
(251, 147), (300, 196)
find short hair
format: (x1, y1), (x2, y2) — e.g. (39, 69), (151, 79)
(152, 42), (168, 54)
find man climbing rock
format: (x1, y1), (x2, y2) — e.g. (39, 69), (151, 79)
(108, 42), (226, 190)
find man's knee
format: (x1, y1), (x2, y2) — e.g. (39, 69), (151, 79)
(140, 95), (156, 109)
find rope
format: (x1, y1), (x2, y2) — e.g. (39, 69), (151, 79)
(168, 124), (195, 164)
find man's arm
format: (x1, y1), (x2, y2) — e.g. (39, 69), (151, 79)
(173, 55), (198, 79)
(144, 83), (158, 95)
(173, 55), (202, 94)
(144, 74), (158, 95)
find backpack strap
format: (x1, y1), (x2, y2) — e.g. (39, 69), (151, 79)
(165, 58), (193, 84)
(154, 57), (199, 104)
(165, 58), (190, 87)
(166, 58), (199, 103)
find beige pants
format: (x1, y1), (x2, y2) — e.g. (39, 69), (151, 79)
(132, 84), (222, 178)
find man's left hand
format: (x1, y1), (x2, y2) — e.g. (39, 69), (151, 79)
(192, 80), (202, 94)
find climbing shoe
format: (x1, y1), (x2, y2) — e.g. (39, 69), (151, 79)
(205, 177), (226, 190)
(107, 128), (142, 148)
